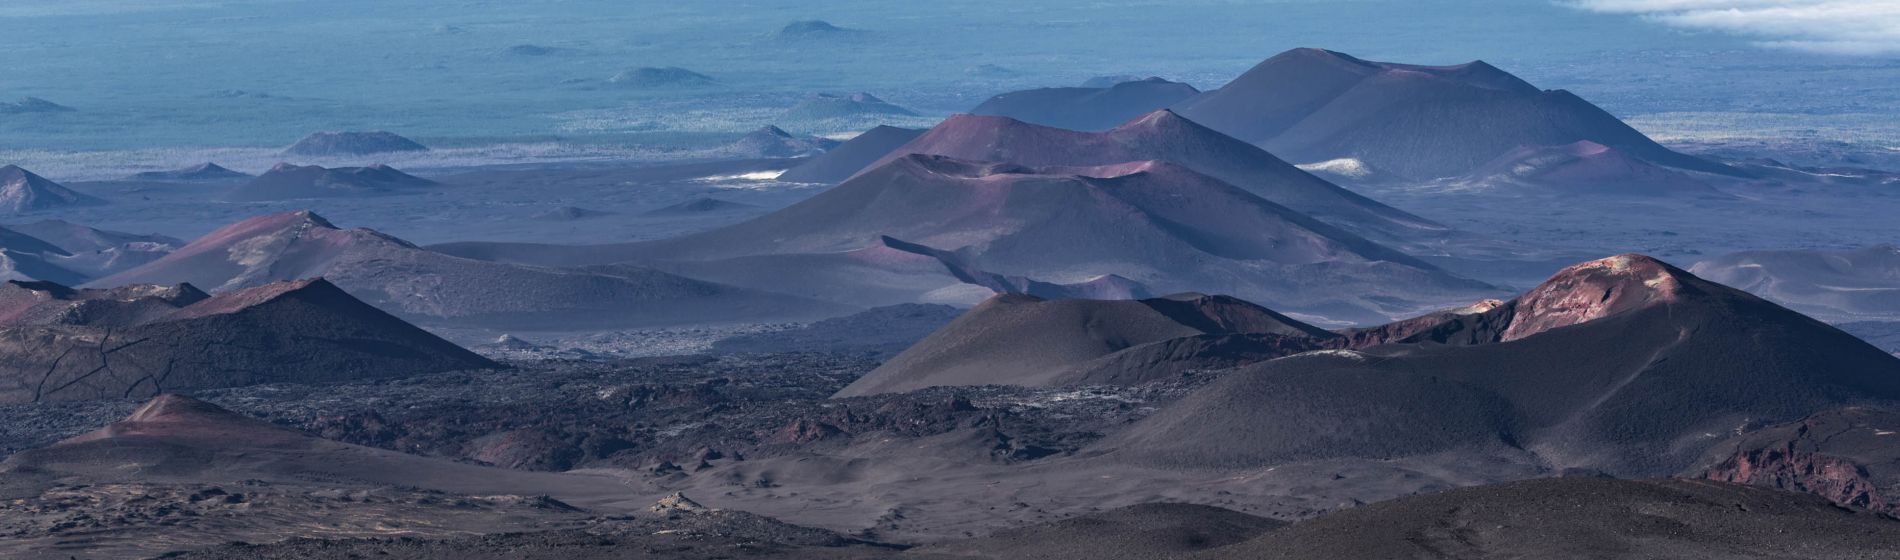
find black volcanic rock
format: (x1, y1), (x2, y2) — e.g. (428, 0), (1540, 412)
(970, 77), (1200, 132)
(920, 503), (1285, 560)
(284, 131), (430, 157)
(223, 162), (436, 201)
(725, 125), (838, 158)
(836, 292), (1342, 396)
(0, 278), (496, 403)
(432, 156), (1492, 321)
(1172, 48), (1738, 179)
(0, 97), (74, 114)
(1205, 478), (1900, 559)
(775, 125), (924, 183)
(0, 165), (106, 214)
(780, 92), (917, 121)
(845, 110), (1452, 247)
(642, 197), (757, 216)
(607, 66), (716, 88)
(1696, 406), (1900, 516)
(126, 162), (252, 182)
(1105, 254), (1900, 475)
(1691, 245), (1900, 322)
(89, 211), (844, 330)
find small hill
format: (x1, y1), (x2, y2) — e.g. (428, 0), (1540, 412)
(1, 220), (181, 279)
(970, 77), (1200, 132)
(725, 125), (839, 158)
(1454, 140), (1728, 197)
(0, 97), (74, 114)
(0, 278), (496, 403)
(1104, 254), (1900, 475)
(1172, 48), (1739, 179)
(775, 125), (924, 183)
(284, 131), (429, 157)
(780, 92), (917, 122)
(89, 211), (844, 330)
(0, 165), (106, 214)
(775, 20), (866, 40)
(607, 66), (716, 88)
(222, 162), (436, 201)
(1690, 245), (1900, 322)
(1204, 478), (1900, 559)
(429, 156), (1492, 322)
(126, 162), (252, 182)
(836, 292), (1342, 396)
(845, 110), (1452, 247)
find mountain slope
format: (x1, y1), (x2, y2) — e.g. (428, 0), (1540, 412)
(836, 292), (1341, 396)
(223, 163), (437, 201)
(847, 110), (1450, 246)
(0, 165), (106, 214)
(969, 77), (1201, 132)
(1690, 245), (1900, 322)
(1105, 254), (1900, 475)
(436, 156), (1494, 321)
(89, 211), (845, 329)
(0, 278), (496, 403)
(1173, 48), (1737, 180)
(777, 125), (925, 183)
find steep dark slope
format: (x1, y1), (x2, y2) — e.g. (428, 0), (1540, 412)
(1173, 48), (1737, 179)
(0, 279), (496, 403)
(776, 125), (924, 183)
(89, 211), (844, 329)
(836, 292), (1340, 396)
(1106, 255), (1900, 475)
(1204, 478), (1900, 560)
(969, 77), (1201, 132)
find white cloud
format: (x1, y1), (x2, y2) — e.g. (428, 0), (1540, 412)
(1565, 0), (1900, 55)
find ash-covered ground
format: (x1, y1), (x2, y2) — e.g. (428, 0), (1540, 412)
(0, 352), (1202, 475)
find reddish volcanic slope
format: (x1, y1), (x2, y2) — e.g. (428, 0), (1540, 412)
(1172, 48), (1737, 179)
(1106, 254), (1900, 475)
(0, 278), (495, 403)
(969, 77), (1202, 132)
(845, 110), (1447, 244)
